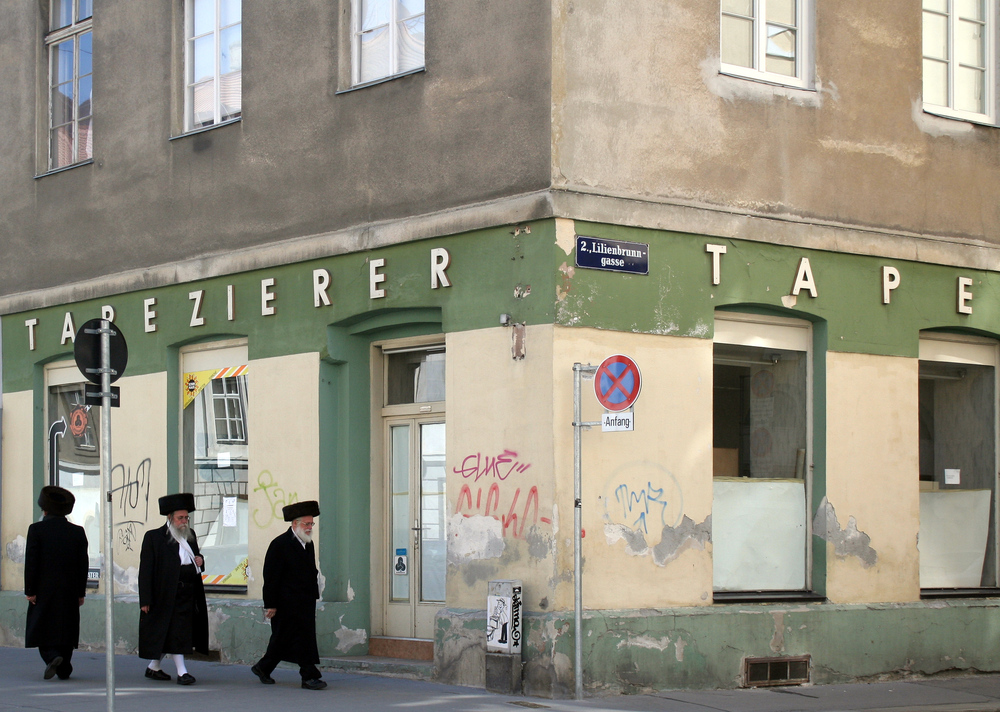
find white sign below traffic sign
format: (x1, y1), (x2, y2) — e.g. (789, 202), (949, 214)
(602, 410), (634, 432)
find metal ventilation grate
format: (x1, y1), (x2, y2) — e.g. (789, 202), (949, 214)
(743, 655), (810, 687)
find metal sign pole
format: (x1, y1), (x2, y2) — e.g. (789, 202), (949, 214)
(571, 363), (598, 701)
(99, 320), (115, 712)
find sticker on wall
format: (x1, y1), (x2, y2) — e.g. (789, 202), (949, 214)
(945, 468), (961, 485)
(393, 549), (408, 575)
(182, 365), (249, 409)
(223, 497), (237, 527)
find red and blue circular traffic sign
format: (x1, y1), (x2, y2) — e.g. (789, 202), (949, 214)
(594, 354), (642, 412)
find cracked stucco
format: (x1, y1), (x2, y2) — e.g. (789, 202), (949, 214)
(5, 536), (25, 565)
(448, 514), (504, 563)
(605, 515), (711, 566)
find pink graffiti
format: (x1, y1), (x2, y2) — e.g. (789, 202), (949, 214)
(456, 483), (551, 538)
(453, 450), (532, 482)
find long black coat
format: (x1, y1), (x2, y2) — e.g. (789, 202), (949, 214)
(138, 524), (209, 659)
(262, 528), (320, 665)
(24, 515), (89, 649)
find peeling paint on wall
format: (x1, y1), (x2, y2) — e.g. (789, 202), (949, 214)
(346, 579), (355, 602)
(448, 514), (504, 563)
(318, 569), (326, 598)
(605, 515), (712, 566)
(770, 611), (785, 653)
(617, 633), (671, 652)
(334, 615), (368, 652)
(113, 563), (139, 593)
(813, 497), (878, 568)
(5, 535), (25, 565)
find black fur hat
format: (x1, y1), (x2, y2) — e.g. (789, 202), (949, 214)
(282, 500), (320, 522)
(158, 492), (196, 516)
(38, 486), (75, 516)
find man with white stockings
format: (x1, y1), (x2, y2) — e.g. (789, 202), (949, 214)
(138, 493), (209, 685)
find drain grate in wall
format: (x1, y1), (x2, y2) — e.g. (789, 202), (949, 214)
(743, 655), (810, 687)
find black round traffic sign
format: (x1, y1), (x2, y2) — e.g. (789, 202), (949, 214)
(74, 318), (128, 385)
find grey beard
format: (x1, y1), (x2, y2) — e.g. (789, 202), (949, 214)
(168, 521), (193, 544)
(293, 526), (312, 544)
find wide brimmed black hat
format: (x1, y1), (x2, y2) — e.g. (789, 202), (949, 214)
(282, 500), (320, 522)
(39, 486), (75, 516)
(159, 492), (196, 516)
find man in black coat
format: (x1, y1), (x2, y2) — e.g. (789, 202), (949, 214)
(138, 493), (209, 685)
(24, 486), (89, 680)
(251, 500), (326, 690)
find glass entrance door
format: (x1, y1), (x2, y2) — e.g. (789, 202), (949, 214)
(385, 419), (446, 638)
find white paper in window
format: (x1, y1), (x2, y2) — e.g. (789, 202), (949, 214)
(218, 452), (231, 468)
(223, 496), (237, 528)
(72, 472), (84, 487)
(945, 468), (961, 485)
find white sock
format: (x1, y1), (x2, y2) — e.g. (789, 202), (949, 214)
(147, 658), (162, 671)
(172, 654), (188, 676)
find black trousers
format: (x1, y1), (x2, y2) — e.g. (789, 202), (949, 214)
(255, 650), (320, 681)
(39, 646), (73, 678)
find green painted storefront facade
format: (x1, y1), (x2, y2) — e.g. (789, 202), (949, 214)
(1, 217), (999, 693)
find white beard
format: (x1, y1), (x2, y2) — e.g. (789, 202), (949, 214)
(168, 521), (193, 544)
(293, 526), (313, 544)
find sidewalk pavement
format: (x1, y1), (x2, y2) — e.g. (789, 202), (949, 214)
(1, 646), (999, 712)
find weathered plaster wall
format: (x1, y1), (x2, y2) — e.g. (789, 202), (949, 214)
(446, 324), (558, 611)
(246, 352), (322, 599)
(105, 371), (169, 594)
(553, 327), (714, 609)
(0, 390), (32, 593)
(552, 0), (1000, 246)
(822, 352), (920, 603)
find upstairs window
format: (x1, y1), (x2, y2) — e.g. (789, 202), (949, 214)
(353, 0), (425, 86)
(720, 0), (811, 89)
(922, 0), (994, 123)
(185, 0), (242, 131)
(46, 0), (92, 170)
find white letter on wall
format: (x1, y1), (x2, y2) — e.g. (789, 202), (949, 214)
(958, 277), (974, 314)
(882, 266), (900, 305)
(60, 312), (75, 345)
(189, 290), (205, 327)
(261, 278), (276, 316)
(370, 258), (386, 299)
(101, 305), (116, 322)
(313, 269), (332, 307)
(25, 318), (37, 351)
(706, 244), (727, 286)
(144, 298), (158, 333)
(227, 285), (236, 321)
(791, 257), (819, 298)
(431, 248), (451, 289)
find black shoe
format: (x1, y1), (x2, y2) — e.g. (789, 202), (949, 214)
(57, 665), (72, 680)
(145, 668), (171, 681)
(301, 678), (327, 690)
(177, 673), (196, 686)
(251, 664), (275, 684)
(44, 656), (63, 680)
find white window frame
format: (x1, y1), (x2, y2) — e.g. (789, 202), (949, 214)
(183, 0), (242, 132)
(351, 0), (425, 88)
(45, 0), (93, 170)
(922, 0), (996, 125)
(720, 0), (812, 90)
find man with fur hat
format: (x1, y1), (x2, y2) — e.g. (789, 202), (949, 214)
(138, 493), (209, 685)
(251, 500), (326, 690)
(24, 485), (89, 680)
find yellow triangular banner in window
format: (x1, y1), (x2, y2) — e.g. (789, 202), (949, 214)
(182, 369), (217, 409)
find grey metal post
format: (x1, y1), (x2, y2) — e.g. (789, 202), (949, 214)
(99, 320), (115, 712)
(571, 363), (598, 701)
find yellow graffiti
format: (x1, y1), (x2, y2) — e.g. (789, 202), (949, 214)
(252, 470), (298, 528)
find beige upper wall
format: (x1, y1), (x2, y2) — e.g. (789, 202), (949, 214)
(824, 351), (920, 603)
(553, 0), (1000, 246)
(1, 390), (34, 592)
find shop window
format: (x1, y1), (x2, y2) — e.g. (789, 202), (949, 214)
(182, 342), (249, 588)
(919, 335), (998, 590)
(712, 313), (811, 592)
(46, 363), (102, 572)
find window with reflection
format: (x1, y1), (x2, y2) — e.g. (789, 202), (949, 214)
(353, 0), (425, 86)
(182, 348), (249, 588)
(185, 0), (242, 130)
(720, 0), (810, 88)
(46, 0), (92, 169)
